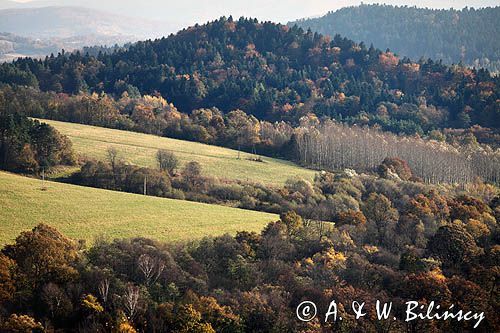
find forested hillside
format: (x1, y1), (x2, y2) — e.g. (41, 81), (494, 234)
(1, 16), (499, 136)
(0, 9), (499, 332)
(290, 5), (500, 72)
(1, 171), (499, 331)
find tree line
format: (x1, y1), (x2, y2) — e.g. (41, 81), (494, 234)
(70, 149), (368, 221)
(295, 120), (500, 185)
(3, 84), (500, 186)
(3, 83), (500, 186)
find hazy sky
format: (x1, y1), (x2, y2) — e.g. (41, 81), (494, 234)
(12, 0), (500, 26)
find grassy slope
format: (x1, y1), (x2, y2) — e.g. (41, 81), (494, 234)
(0, 171), (277, 246)
(39, 119), (316, 186)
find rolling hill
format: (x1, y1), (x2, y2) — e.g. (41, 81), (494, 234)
(290, 4), (500, 72)
(4, 17), (498, 134)
(39, 119), (317, 186)
(0, 171), (277, 245)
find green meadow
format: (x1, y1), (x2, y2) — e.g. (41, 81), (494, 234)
(39, 119), (316, 186)
(0, 171), (277, 245)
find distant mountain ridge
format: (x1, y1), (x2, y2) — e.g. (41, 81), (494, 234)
(290, 4), (500, 72)
(0, 0), (327, 23)
(0, 5), (176, 61)
(0, 6), (173, 39)
(0, 32), (135, 62)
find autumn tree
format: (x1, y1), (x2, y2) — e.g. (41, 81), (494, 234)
(107, 147), (119, 173)
(163, 304), (216, 333)
(427, 221), (481, 268)
(107, 146), (120, 185)
(0, 254), (16, 305)
(182, 161), (203, 190)
(193, 296), (243, 333)
(156, 149), (178, 175)
(377, 157), (413, 181)
(1, 314), (44, 333)
(40, 283), (72, 319)
(123, 285), (141, 321)
(280, 211), (304, 238)
(137, 254), (165, 286)
(336, 210), (367, 227)
(226, 110), (260, 158)
(3, 224), (79, 290)
(362, 193), (399, 246)
(81, 294), (104, 315)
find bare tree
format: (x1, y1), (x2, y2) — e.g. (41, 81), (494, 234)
(155, 260), (166, 284)
(98, 278), (110, 305)
(107, 147), (119, 170)
(107, 147), (120, 184)
(138, 254), (155, 285)
(41, 283), (67, 319)
(138, 254), (165, 286)
(123, 284), (140, 320)
(294, 120), (500, 185)
(227, 110), (252, 159)
(260, 121), (293, 150)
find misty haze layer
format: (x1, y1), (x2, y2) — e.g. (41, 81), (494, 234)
(5, 0), (500, 25)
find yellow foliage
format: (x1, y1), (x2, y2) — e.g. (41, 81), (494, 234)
(312, 248), (346, 270)
(143, 95), (168, 109)
(114, 311), (138, 333)
(402, 63), (420, 73)
(116, 322), (138, 333)
(81, 294), (104, 313)
(429, 268), (447, 282)
(303, 257), (314, 268)
(282, 103), (294, 113)
(363, 245), (379, 254)
(2, 314), (43, 332)
(466, 219), (491, 239)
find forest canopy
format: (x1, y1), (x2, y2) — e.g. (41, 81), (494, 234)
(290, 4), (500, 73)
(0, 16), (498, 136)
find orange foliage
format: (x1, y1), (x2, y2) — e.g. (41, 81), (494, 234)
(245, 44), (259, 58)
(379, 52), (399, 70)
(336, 210), (367, 226)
